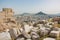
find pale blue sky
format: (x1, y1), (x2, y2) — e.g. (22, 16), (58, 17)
(0, 0), (60, 14)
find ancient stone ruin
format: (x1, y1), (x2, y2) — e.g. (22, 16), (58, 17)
(0, 8), (18, 32)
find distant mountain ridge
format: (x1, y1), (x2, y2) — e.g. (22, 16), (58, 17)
(14, 11), (60, 17)
(20, 13), (31, 16)
(35, 11), (47, 15)
(18, 11), (47, 16)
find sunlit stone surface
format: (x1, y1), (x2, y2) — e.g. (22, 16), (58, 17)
(0, 31), (11, 40)
(43, 38), (56, 40)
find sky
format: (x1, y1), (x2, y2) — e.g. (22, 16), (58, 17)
(0, 0), (60, 14)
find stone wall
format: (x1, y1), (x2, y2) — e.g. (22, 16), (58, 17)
(0, 8), (18, 32)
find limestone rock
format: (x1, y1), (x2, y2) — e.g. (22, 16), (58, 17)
(31, 32), (40, 40)
(43, 38), (56, 40)
(21, 30), (31, 39)
(49, 31), (60, 38)
(16, 38), (25, 40)
(0, 31), (11, 40)
(26, 39), (32, 40)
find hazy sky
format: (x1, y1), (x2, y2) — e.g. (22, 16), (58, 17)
(0, 0), (60, 14)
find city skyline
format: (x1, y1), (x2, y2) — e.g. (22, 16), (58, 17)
(0, 0), (60, 14)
